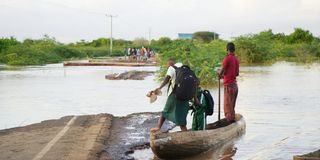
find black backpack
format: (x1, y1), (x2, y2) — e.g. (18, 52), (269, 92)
(173, 65), (198, 101)
(202, 90), (214, 116)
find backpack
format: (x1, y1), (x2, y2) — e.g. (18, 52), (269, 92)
(202, 90), (214, 116)
(173, 65), (198, 101)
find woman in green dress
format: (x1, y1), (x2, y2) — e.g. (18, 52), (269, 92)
(150, 59), (199, 132)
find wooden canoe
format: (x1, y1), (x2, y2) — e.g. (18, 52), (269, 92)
(150, 114), (246, 159)
(293, 149), (320, 160)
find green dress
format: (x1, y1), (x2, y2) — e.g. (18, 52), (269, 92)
(192, 88), (207, 131)
(162, 93), (189, 126)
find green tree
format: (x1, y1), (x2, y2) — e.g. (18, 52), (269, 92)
(158, 39), (226, 86)
(288, 28), (314, 44)
(89, 38), (109, 47)
(192, 31), (217, 43)
(150, 37), (172, 51)
(133, 37), (148, 46)
(0, 37), (19, 53)
(156, 37), (172, 46)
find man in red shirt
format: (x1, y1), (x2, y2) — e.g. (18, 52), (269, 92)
(218, 42), (239, 122)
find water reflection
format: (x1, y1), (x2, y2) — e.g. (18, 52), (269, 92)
(0, 64), (166, 129)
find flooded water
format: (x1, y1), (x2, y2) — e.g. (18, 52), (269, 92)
(0, 62), (319, 159)
(0, 64), (166, 129)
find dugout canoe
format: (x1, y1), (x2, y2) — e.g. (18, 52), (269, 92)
(150, 114), (246, 159)
(293, 149), (320, 160)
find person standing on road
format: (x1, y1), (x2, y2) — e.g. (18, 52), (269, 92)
(218, 42), (239, 123)
(136, 48), (141, 61)
(127, 48), (131, 61)
(123, 48), (128, 61)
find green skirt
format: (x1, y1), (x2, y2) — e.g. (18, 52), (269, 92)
(162, 93), (189, 126)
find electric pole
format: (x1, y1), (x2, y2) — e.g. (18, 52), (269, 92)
(106, 14), (117, 56)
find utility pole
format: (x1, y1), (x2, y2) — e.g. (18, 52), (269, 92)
(106, 14), (117, 56)
(212, 30), (216, 40)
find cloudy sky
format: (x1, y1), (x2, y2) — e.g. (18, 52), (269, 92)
(0, 0), (319, 43)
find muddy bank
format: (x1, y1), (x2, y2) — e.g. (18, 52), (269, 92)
(0, 112), (172, 160)
(99, 112), (174, 160)
(105, 71), (155, 80)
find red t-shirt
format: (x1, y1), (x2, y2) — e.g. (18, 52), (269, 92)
(222, 53), (239, 86)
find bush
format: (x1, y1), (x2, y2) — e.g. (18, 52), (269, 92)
(1, 28), (319, 68)
(0, 37), (19, 53)
(150, 37), (175, 52)
(133, 37), (149, 46)
(192, 31), (218, 43)
(158, 39), (226, 86)
(288, 28), (314, 44)
(234, 29), (318, 64)
(52, 46), (86, 59)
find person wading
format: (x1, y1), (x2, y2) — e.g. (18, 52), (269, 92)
(218, 42), (239, 123)
(150, 58), (199, 132)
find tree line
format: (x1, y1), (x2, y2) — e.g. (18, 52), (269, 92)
(156, 28), (320, 86)
(0, 28), (319, 68)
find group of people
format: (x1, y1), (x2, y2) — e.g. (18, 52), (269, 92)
(150, 42), (239, 132)
(124, 47), (154, 61)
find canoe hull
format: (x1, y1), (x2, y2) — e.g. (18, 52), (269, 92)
(293, 149), (320, 160)
(150, 114), (246, 159)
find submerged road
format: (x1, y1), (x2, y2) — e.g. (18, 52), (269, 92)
(0, 112), (173, 160)
(0, 114), (112, 160)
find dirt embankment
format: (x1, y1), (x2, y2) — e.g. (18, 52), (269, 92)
(0, 112), (173, 160)
(105, 71), (155, 80)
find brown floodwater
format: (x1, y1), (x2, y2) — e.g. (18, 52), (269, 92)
(0, 62), (319, 159)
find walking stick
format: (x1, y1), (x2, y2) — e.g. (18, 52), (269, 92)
(218, 77), (221, 121)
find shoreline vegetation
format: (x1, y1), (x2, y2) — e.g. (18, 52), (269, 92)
(1, 28), (320, 85)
